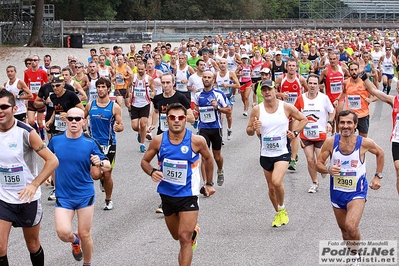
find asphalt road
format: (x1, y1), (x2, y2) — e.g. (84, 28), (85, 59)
(5, 86), (399, 266)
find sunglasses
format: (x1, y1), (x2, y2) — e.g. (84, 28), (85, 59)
(66, 116), (83, 122)
(51, 84), (62, 88)
(31, 59), (39, 62)
(70, 60), (77, 63)
(168, 114), (186, 121)
(50, 72), (60, 75)
(75, 66), (83, 69)
(26, 63), (31, 65)
(0, 104), (13, 110)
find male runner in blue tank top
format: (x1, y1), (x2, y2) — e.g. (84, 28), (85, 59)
(316, 110), (384, 263)
(141, 103), (215, 266)
(85, 77), (124, 211)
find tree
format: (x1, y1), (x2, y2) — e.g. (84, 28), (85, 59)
(27, 0), (44, 47)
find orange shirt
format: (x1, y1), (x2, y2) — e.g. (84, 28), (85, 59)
(344, 79), (370, 118)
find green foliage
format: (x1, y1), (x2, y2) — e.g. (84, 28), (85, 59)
(48, 0), (300, 20)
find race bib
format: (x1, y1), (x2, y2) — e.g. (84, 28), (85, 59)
(217, 83), (230, 95)
(262, 136), (282, 151)
(242, 69), (251, 78)
(303, 125), (319, 139)
(199, 106), (216, 123)
(160, 113), (168, 132)
(162, 158), (188, 186)
(227, 62), (235, 71)
(133, 87), (146, 98)
(0, 165), (25, 189)
(54, 114), (67, 131)
(384, 64), (393, 71)
(253, 70), (260, 77)
(333, 169), (357, 192)
(89, 91), (98, 101)
(347, 95), (361, 110)
(116, 73), (125, 85)
(274, 72), (283, 81)
(30, 82), (41, 94)
(176, 81), (187, 92)
(301, 73), (309, 80)
(284, 92), (298, 105)
(330, 82), (342, 94)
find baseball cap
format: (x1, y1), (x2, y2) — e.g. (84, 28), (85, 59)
(261, 80), (274, 89)
(260, 68), (271, 74)
(52, 75), (65, 83)
(327, 46), (334, 50)
(241, 54), (249, 59)
(275, 51), (282, 55)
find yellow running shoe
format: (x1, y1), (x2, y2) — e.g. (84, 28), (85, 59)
(271, 212), (281, 227)
(192, 224), (200, 251)
(279, 208), (289, 225)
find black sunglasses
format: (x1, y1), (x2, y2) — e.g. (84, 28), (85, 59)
(50, 72), (60, 75)
(66, 116), (83, 122)
(75, 66), (83, 69)
(51, 84), (62, 88)
(0, 104), (13, 110)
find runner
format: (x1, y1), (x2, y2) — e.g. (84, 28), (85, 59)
(4, 65), (32, 123)
(0, 89), (58, 266)
(48, 107), (110, 266)
(246, 79), (307, 227)
(85, 77), (124, 211)
(24, 55), (48, 141)
(316, 110), (384, 262)
(195, 71), (231, 187)
(141, 103), (215, 266)
(294, 74), (335, 193)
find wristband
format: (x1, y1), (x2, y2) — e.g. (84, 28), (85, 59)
(327, 120), (333, 126)
(150, 168), (158, 176)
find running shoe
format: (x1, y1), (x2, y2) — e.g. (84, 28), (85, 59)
(48, 189), (56, 201)
(146, 133), (152, 141)
(103, 200), (114, 210)
(295, 154), (299, 162)
(288, 160), (296, 171)
(156, 203), (163, 213)
(308, 183), (319, 193)
(279, 208), (289, 225)
(221, 140), (225, 146)
(227, 129), (232, 141)
(72, 233), (83, 261)
(243, 112), (248, 116)
(217, 169), (224, 186)
(192, 224), (200, 251)
(271, 212), (281, 227)
(99, 179), (105, 192)
(140, 144), (146, 153)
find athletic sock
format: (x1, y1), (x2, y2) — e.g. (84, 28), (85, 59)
(387, 86), (391, 94)
(73, 235), (79, 244)
(278, 204), (285, 211)
(0, 255), (9, 266)
(30, 246), (44, 266)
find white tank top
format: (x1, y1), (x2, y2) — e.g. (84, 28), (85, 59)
(226, 54), (238, 72)
(381, 55), (394, 74)
(99, 66), (110, 79)
(88, 74), (99, 102)
(259, 100), (289, 157)
(175, 65), (189, 92)
(215, 72), (232, 96)
(0, 120), (39, 203)
(131, 74), (151, 108)
(5, 79), (26, 115)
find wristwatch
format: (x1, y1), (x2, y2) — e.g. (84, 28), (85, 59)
(16, 95), (20, 100)
(374, 173), (383, 179)
(100, 161), (104, 167)
(205, 182), (214, 186)
(293, 130), (299, 137)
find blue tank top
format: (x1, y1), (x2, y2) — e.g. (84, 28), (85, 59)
(339, 52), (349, 62)
(330, 134), (367, 195)
(89, 100), (116, 145)
(157, 129), (201, 197)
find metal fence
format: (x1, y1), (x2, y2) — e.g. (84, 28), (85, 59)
(1, 19), (399, 46)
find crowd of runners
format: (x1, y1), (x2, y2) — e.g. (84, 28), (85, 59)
(1, 27), (399, 265)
